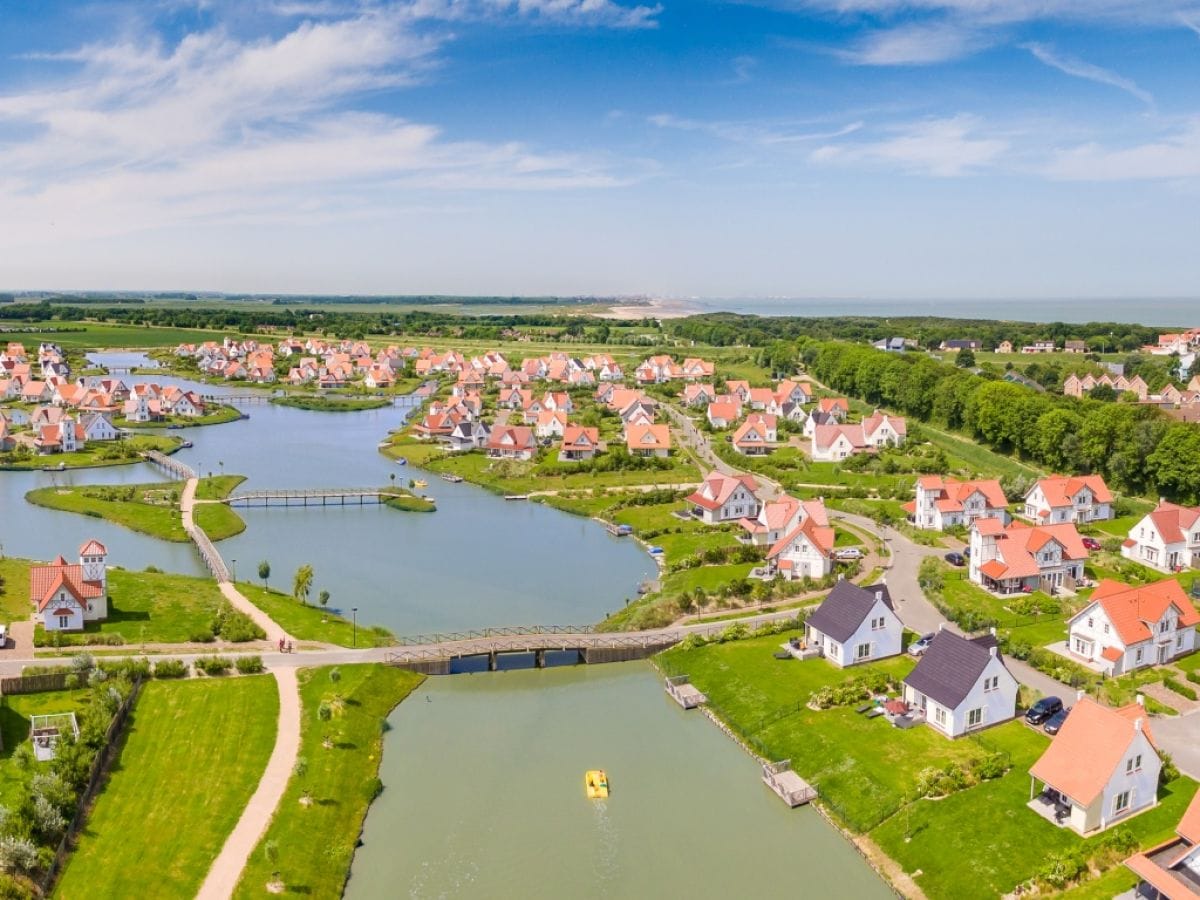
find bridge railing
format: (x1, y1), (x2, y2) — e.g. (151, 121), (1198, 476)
(395, 624), (598, 646)
(385, 630), (685, 661)
(143, 450), (196, 481)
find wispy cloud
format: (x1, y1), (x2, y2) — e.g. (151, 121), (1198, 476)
(0, 8), (643, 247)
(810, 114), (1008, 176)
(649, 113), (864, 145)
(1024, 42), (1154, 107)
(838, 21), (988, 65)
(1042, 120), (1200, 180)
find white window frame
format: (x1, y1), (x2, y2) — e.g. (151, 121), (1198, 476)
(1113, 791), (1131, 815)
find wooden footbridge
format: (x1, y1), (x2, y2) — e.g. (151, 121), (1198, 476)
(144, 450), (196, 481)
(224, 488), (413, 507)
(384, 625), (687, 675)
(201, 393), (274, 405)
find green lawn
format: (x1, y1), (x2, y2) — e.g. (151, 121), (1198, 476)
(0, 322), (241, 349)
(0, 434), (183, 470)
(26, 481), (188, 541)
(0, 688), (93, 807)
(270, 395), (391, 412)
(195, 474), (247, 500)
(233, 665), (424, 899)
(236, 583), (395, 647)
(0, 556), (33, 625)
(193, 502), (247, 540)
(35, 567), (227, 646)
(56, 677), (278, 900)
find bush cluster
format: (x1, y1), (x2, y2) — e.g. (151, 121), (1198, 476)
(194, 656), (232, 675)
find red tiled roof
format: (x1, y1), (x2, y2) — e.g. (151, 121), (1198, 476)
(1087, 578), (1200, 646)
(29, 561), (103, 613)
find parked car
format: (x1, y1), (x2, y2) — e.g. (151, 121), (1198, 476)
(835, 548), (863, 560)
(908, 633), (935, 657)
(1081, 537), (1102, 551)
(944, 551), (965, 566)
(1026, 696), (1064, 725)
(1043, 706), (1071, 735)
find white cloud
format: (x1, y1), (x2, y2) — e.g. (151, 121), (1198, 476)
(0, 9), (640, 249)
(810, 114), (1007, 176)
(648, 113), (864, 145)
(1042, 121), (1200, 180)
(1024, 42), (1154, 107)
(839, 21), (988, 64)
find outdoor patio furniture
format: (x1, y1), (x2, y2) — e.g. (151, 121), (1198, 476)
(854, 704), (873, 714)
(865, 708), (886, 719)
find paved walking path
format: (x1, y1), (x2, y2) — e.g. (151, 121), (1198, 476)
(181, 476), (295, 643)
(196, 667), (302, 900)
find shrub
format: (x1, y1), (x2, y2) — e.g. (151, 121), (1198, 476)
(153, 659), (188, 679)
(1160, 750), (1181, 785)
(1188, 670), (1200, 686)
(971, 752), (1009, 781)
(188, 631), (217, 644)
(210, 603), (266, 643)
(235, 656), (264, 674)
(194, 656), (232, 676)
(1164, 677), (1198, 701)
(1037, 849), (1087, 889)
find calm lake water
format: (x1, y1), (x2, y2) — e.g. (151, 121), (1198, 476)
(1, 353), (655, 635)
(347, 663), (890, 899)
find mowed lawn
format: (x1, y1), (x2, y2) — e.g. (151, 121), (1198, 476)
(234, 665), (423, 899)
(56, 676), (279, 900)
(236, 583), (395, 647)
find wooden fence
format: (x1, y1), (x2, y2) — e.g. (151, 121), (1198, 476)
(1, 672), (69, 694)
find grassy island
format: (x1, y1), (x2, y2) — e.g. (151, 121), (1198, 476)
(24, 474), (246, 542)
(234, 665), (424, 899)
(270, 395), (391, 412)
(235, 583), (396, 647)
(382, 488), (436, 512)
(0, 434), (183, 470)
(56, 676), (278, 899)
(117, 404), (243, 428)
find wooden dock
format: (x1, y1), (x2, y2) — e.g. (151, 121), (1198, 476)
(762, 760), (817, 807)
(665, 675), (707, 709)
(224, 488), (405, 507)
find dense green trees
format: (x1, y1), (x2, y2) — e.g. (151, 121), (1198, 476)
(804, 340), (1200, 503)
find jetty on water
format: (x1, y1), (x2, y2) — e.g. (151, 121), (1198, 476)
(665, 675), (707, 709)
(224, 488), (414, 507)
(762, 760), (817, 808)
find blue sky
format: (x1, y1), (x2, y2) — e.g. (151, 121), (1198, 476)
(1, 0), (1199, 299)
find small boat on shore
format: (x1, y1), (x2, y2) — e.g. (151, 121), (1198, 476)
(413, 479), (428, 488)
(395, 457), (408, 466)
(440, 473), (464, 483)
(504, 494), (528, 501)
(585, 770), (609, 800)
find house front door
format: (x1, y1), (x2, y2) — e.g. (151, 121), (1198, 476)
(1160, 644), (1172, 664)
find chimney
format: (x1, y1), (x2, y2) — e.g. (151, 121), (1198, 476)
(1076, 689), (1085, 702)
(938, 622), (945, 632)
(1136, 693), (1145, 708)
(990, 627), (997, 637)
(989, 646), (996, 658)
(1135, 717), (1143, 733)
(837, 573), (845, 582)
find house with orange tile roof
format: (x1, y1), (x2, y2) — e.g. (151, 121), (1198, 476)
(559, 425), (600, 462)
(817, 397), (849, 419)
(732, 413), (777, 455)
(1123, 787), (1200, 898)
(766, 516), (836, 581)
(1066, 578), (1200, 675)
(802, 581), (901, 666)
(775, 379), (811, 406)
(30, 540), (109, 632)
(680, 357), (715, 381)
(902, 629), (1019, 737)
(740, 494), (827, 547)
(907, 476), (1009, 531)
(486, 425), (537, 461)
(1023, 475), (1113, 525)
(1029, 697), (1160, 835)
(635, 355), (682, 384)
(860, 410), (907, 447)
(724, 380), (751, 403)
(625, 423), (671, 458)
(34, 417), (85, 454)
(1122, 500), (1200, 573)
(534, 410), (568, 440)
(968, 519), (1089, 594)
(705, 398), (741, 429)
(810, 423), (868, 461)
(686, 472), (762, 525)
(681, 383), (716, 408)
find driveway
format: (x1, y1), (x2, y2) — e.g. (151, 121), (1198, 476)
(1148, 711), (1200, 780)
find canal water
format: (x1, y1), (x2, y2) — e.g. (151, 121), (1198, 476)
(346, 663), (891, 899)
(1, 353), (656, 634)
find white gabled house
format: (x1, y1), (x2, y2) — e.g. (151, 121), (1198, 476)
(447, 421), (490, 452)
(969, 519), (1088, 594)
(766, 517), (836, 581)
(685, 472), (763, 525)
(1066, 578), (1200, 676)
(1024, 475), (1113, 525)
(30, 540), (109, 632)
(1029, 698), (1160, 835)
(1122, 501), (1200, 573)
(740, 494), (827, 548)
(803, 581), (902, 667)
(902, 629), (1019, 738)
(906, 476), (1009, 531)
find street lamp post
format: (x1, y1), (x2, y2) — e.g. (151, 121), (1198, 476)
(231, 559), (237, 581)
(352, 607), (358, 647)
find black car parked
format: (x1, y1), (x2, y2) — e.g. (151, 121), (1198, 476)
(1026, 696), (1064, 725)
(1043, 707), (1071, 735)
(944, 551), (965, 567)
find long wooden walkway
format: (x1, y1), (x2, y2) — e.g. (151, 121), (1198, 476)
(224, 488), (407, 507)
(143, 450), (196, 481)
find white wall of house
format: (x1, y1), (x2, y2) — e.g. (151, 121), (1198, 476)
(1096, 731), (1160, 831)
(41, 594), (85, 632)
(1024, 485), (1112, 524)
(1122, 515), (1199, 572)
(933, 655), (1017, 738)
(811, 434), (854, 462)
(775, 533), (833, 580)
(808, 596), (902, 668)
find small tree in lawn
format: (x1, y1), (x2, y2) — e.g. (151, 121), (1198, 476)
(258, 560), (271, 588)
(319, 701), (334, 749)
(293, 564), (314, 605)
(265, 840), (283, 893)
(295, 757), (312, 807)
(318, 590), (330, 608)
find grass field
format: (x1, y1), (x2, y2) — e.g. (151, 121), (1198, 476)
(4, 322), (247, 349)
(194, 474), (247, 500)
(233, 665), (424, 899)
(270, 395), (391, 412)
(56, 677), (278, 900)
(193, 502), (247, 540)
(35, 567), (227, 646)
(0, 556), (33, 625)
(25, 481), (188, 541)
(117, 404), (243, 428)
(236, 583), (395, 647)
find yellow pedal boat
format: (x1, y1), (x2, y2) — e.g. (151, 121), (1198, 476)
(585, 770), (609, 799)
(413, 479), (428, 488)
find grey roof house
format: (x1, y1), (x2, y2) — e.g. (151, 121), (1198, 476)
(804, 581), (903, 668)
(902, 629), (1020, 737)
